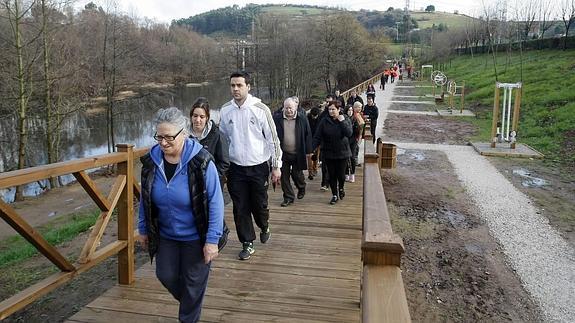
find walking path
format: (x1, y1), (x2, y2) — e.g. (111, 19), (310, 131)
(373, 79), (575, 322)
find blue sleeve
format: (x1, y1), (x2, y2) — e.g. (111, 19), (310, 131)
(138, 192), (147, 235)
(205, 161), (224, 244)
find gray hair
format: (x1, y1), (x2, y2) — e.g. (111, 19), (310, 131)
(153, 107), (190, 136)
(283, 97), (298, 108)
(353, 101), (363, 109)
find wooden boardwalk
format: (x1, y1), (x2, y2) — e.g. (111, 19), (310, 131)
(67, 169), (364, 322)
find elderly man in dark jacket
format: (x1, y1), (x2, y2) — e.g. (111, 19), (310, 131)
(273, 97), (313, 207)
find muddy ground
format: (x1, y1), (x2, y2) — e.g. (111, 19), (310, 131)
(382, 149), (541, 321)
(384, 113), (477, 145)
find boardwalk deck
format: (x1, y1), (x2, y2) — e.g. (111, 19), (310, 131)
(67, 169), (364, 322)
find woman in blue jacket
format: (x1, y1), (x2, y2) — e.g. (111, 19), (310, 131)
(137, 107), (224, 323)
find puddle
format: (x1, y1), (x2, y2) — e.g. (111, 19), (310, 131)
(464, 243), (484, 255)
(512, 168), (549, 188)
(444, 210), (468, 229)
(410, 152), (425, 161)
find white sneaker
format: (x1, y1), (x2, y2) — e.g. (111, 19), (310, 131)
(320, 186), (329, 191)
(350, 174), (355, 183)
(345, 175), (350, 182)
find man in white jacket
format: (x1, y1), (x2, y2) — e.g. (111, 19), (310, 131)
(219, 71), (282, 260)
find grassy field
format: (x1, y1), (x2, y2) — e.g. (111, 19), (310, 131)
(259, 5), (336, 16)
(436, 49), (575, 166)
(411, 11), (476, 29)
(0, 211), (99, 269)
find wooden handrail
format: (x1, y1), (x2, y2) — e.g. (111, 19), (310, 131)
(0, 144), (141, 320)
(360, 139), (411, 322)
(341, 72), (384, 102)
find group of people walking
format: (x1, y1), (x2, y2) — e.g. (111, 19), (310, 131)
(136, 70), (381, 322)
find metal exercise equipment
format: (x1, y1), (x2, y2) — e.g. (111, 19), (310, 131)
(446, 80), (466, 113)
(490, 82), (523, 149)
(430, 70), (447, 98)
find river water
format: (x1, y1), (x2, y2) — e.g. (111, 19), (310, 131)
(0, 79), (232, 202)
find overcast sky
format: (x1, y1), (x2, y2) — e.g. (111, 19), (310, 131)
(76, 0), (489, 23)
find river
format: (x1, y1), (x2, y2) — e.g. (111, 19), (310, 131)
(0, 79), (233, 202)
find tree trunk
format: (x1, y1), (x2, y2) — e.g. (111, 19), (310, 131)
(12, 0), (28, 201)
(41, 0), (58, 189)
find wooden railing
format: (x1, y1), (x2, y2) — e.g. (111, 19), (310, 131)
(341, 72), (384, 102)
(0, 144), (148, 320)
(360, 131), (411, 322)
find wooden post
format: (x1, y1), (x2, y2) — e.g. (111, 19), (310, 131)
(116, 144), (134, 285)
(490, 84), (501, 148)
(511, 86), (522, 149)
(460, 81), (466, 113)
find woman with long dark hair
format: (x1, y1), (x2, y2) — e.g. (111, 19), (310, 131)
(312, 101), (353, 205)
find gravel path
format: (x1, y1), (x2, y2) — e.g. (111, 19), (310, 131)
(372, 81), (575, 322)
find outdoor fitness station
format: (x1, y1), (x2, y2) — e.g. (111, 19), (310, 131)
(472, 82), (543, 158)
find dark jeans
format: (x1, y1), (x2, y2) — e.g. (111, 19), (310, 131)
(227, 162), (270, 243)
(370, 119), (377, 143)
(321, 152), (330, 187)
(156, 238), (210, 323)
(346, 142), (359, 175)
(324, 158), (347, 196)
(281, 152), (306, 201)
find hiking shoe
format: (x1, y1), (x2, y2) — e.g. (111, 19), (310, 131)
(260, 227), (271, 244)
(281, 199), (293, 207)
(339, 189), (345, 200)
(297, 189), (305, 199)
(320, 186), (329, 191)
(238, 242), (255, 260)
(329, 195), (338, 205)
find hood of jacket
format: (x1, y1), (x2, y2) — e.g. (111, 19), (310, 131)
(190, 119), (214, 142)
(149, 137), (202, 172)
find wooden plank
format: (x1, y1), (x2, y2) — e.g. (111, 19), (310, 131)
(73, 171), (111, 211)
(78, 175), (126, 263)
(117, 144), (135, 285)
(0, 152), (127, 189)
(0, 271), (75, 320)
(362, 265), (411, 323)
(0, 200), (75, 272)
(76, 241), (127, 275)
(68, 307), (177, 323)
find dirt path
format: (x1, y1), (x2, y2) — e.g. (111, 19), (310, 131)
(380, 79), (574, 322)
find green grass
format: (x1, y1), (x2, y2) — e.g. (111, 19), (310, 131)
(436, 49), (575, 165)
(0, 211), (99, 268)
(411, 11), (476, 29)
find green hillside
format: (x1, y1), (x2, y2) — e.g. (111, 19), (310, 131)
(411, 11), (476, 29)
(438, 49), (575, 167)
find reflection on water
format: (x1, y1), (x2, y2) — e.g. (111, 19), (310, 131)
(1, 80), (231, 203)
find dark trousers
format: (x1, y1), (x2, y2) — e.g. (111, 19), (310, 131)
(370, 119), (377, 143)
(346, 143), (359, 175)
(156, 238), (210, 323)
(227, 162), (270, 243)
(320, 151), (330, 187)
(324, 158), (347, 196)
(281, 153), (306, 201)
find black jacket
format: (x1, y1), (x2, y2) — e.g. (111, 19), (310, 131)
(307, 114), (320, 136)
(312, 115), (353, 160)
(363, 104), (379, 123)
(194, 123), (230, 183)
(346, 95), (364, 107)
(273, 111), (313, 170)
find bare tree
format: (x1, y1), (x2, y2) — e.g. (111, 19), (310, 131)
(560, 0), (575, 49)
(537, 0), (555, 38)
(1, 0), (39, 200)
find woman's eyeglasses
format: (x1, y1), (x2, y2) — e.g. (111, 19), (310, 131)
(153, 128), (183, 142)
